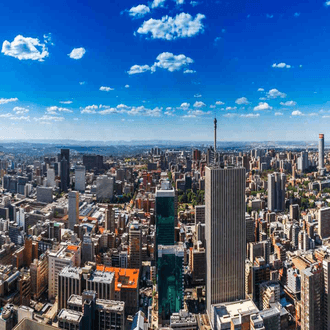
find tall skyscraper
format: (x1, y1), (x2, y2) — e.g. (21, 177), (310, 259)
(301, 264), (323, 330)
(205, 166), (246, 314)
(68, 191), (79, 230)
(60, 149), (70, 186)
(214, 117), (217, 153)
(319, 133), (325, 172)
(129, 221), (142, 270)
(60, 157), (68, 192)
(267, 172), (286, 212)
(155, 181), (175, 253)
(157, 245), (184, 321)
(75, 166), (86, 192)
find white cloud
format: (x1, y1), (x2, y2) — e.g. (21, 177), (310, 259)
(2, 35), (49, 61)
(43, 33), (54, 45)
(13, 107), (29, 114)
(213, 37), (221, 45)
(46, 106), (72, 115)
(153, 52), (193, 71)
(194, 94), (202, 98)
(280, 100), (296, 106)
(240, 113), (260, 118)
(216, 101), (224, 105)
(79, 81), (86, 85)
(225, 106), (237, 111)
(272, 62), (291, 69)
(210, 105), (216, 109)
(235, 97), (249, 105)
(223, 113), (236, 118)
(60, 100), (73, 104)
(254, 102), (272, 111)
(183, 109), (211, 118)
(193, 101), (206, 108)
(128, 52), (193, 74)
(128, 64), (152, 75)
(266, 14), (274, 18)
(292, 110), (303, 116)
(266, 88), (286, 99)
(137, 13), (205, 40)
(68, 47), (86, 60)
(257, 88), (264, 92)
(0, 98), (18, 105)
(151, 0), (166, 8)
(10, 115), (30, 121)
(80, 105), (98, 114)
(184, 69), (196, 74)
(180, 102), (190, 109)
(325, 1), (330, 6)
(0, 113), (14, 118)
(275, 112), (283, 116)
(129, 4), (150, 17)
(294, 12), (300, 17)
(175, 0), (185, 4)
(99, 86), (114, 92)
(190, 0), (200, 6)
(125, 85), (130, 88)
(99, 108), (119, 115)
(34, 115), (64, 121)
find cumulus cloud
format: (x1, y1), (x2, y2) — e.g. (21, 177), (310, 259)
(2, 35), (49, 61)
(184, 69), (196, 74)
(180, 102), (190, 109)
(275, 112), (283, 116)
(13, 107), (29, 114)
(0, 98), (18, 105)
(235, 97), (249, 105)
(280, 101), (296, 106)
(193, 101), (206, 108)
(190, 1), (200, 6)
(272, 62), (291, 69)
(137, 13), (205, 40)
(99, 86), (114, 92)
(194, 94), (202, 98)
(34, 115), (64, 122)
(254, 102), (272, 111)
(128, 52), (193, 75)
(43, 33), (54, 45)
(151, 0), (166, 8)
(128, 64), (151, 75)
(81, 104), (163, 117)
(60, 100), (73, 104)
(125, 85), (130, 88)
(294, 13), (300, 17)
(182, 109), (211, 118)
(241, 113), (260, 118)
(46, 106), (73, 115)
(79, 81), (86, 85)
(292, 110), (303, 116)
(225, 106), (237, 111)
(257, 88), (264, 92)
(68, 47), (86, 60)
(325, 1), (330, 6)
(223, 113), (236, 118)
(129, 4), (150, 17)
(266, 88), (286, 99)
(216, 101), (224, 105)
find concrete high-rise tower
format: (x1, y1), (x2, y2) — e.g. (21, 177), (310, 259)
(205, 166), (246, 314)
(268, 172), (286, 212)
(319, 133), (325, 171)
(68, 191), (79, 230)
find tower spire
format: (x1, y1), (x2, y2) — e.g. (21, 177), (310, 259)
(214, 113), (217, 153)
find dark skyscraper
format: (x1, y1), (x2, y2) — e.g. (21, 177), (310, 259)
(60, 149), (70, 187)
(60, 157), (68, 192)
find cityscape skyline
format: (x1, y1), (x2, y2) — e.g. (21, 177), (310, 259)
(2, 1), (330, 141)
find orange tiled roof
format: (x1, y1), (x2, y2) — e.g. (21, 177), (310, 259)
(96, 265), (139, 291)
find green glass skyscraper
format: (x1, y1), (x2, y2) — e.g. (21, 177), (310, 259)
(155, 181), (176, 252)
(157, 245), (184, 321)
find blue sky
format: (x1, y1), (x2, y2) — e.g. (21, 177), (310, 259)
(1, 0), (330, 142)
